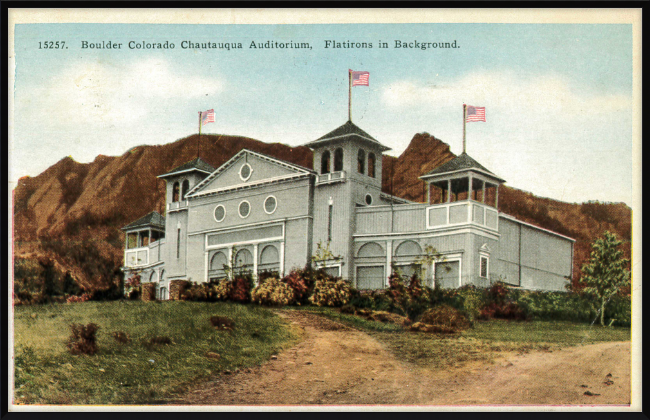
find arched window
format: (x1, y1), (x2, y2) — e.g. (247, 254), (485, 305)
(357, 242), (385, 258)
(234, 248), (254, 275)
(181, 180), (190, 201)
(368, 153), (376, 178)
(321, 151), (331, 174)
(357, 149), (365, 174)
(172, 182), (180, 202)
(394, 240), (423, 257)
(334, 148), (344, 172)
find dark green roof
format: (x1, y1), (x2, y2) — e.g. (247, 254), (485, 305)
(421, 153), (505, 182)
(158, 157), (215, 179)
(121, 211), (165, 231)
(305, 120), (391, 151)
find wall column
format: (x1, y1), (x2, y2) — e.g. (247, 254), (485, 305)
(228, 246), (234, 279)
(386, 240), (393, 288)
(468, 175), (473, 201)
(426, 182), (430, 204)
(204, 251), (209, 282)
(279, 242), (285, 276)
(482, 181), (486, 203)
(253, 244), (259, 284)
(447, 179), (452, 202)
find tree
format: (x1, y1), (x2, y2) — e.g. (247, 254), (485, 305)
(580, 231), (631, 326)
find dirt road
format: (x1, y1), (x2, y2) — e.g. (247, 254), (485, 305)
(175, 310), (631, 406)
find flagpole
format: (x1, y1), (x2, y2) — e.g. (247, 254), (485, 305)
(348, 70), (352, 122)
(462, 104), (467, 154)
(198, 112), (202, 158)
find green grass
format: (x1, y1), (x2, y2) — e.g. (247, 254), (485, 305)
(298, 307), (631, 369)
(13, 301), (299, 405)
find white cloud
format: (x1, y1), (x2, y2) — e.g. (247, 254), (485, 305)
(22, 58), (224, 126)
(382, 71), (631, 117)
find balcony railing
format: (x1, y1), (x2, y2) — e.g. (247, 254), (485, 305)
(167, 200), (189, 211)
(355, 200), (498, 235)
(426, 201), (498, 230)
(124, 247), (149, 267)
(315, 170), (346, 185)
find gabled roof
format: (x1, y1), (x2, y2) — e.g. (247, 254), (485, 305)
(185, 149), (314, 198)
(420, 152), (506, 183)
(158, 157), (215, 179)
(121, 211), (165, 231)
(304, 120), (391, 152)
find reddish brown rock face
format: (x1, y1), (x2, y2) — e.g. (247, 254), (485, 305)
(12, 131), (631, 292)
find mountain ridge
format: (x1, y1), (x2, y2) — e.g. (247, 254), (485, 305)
(13, 132), (631, 292)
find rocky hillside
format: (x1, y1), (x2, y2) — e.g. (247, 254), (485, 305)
(13, 132), (631, 292)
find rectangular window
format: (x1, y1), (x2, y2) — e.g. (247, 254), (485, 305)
(327, 204), (333, 242)
(176, 228), (181, 259)
(480, 256), (489, 278)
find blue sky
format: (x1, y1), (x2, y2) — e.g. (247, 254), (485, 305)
(11, 22), (634, 205)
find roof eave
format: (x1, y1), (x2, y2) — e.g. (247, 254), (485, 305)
(304, 134), (391, 152)
(157, 168), (213, 179)
(419, 168), (506, 184)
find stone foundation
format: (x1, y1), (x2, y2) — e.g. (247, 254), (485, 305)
(141, 283), (156, 302)
(169, 280), (189, 301)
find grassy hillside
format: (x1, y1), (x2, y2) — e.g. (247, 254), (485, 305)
(14, 301), (298, 404)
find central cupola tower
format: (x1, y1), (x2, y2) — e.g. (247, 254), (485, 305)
(304, 120), (391, 280)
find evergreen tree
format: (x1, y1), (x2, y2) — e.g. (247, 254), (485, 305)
(580, 231), (631, 326)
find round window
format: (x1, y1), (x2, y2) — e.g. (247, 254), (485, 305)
(239, 163), (252, 181)
(365, 193), (373, 206)
(264, 196), (277, 214)
(214, 205), (226, 222)
(238, 200), (251, 218)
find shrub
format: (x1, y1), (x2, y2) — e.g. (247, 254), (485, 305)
(386, 272), (431, 320)
(181, 282), (209, 301)
(478, 282), (527, 321)
(230, 274), (254, 303)
(67, 323), (99, 355)
(251, 277), (296, 306)
(257, 270), (279, 284)
(283, 268), (315, 304)
(340, 304), (356, 314)
(479, 301), (528, 321)
(212, 281), (232, 301)
(309, 279), (351, 307)
(417, 305), (470, 333)
(66, 293), (92, 304)
(210, 316), (235, 330)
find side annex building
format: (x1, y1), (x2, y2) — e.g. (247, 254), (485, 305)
(122, 121), (575, 299)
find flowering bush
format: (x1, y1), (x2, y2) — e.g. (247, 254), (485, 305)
(181, 282), (210, 301)
(309, 279), (351, 307)
(212, 280), (232, 301)
(230, 274), (254, 303)
(66, 293), (92, 304)
(124, 273), (141, 298)
(387, 272), (431, 320)
(478, 282), (528, 321)
(251, 277), (296, 306)
(283, 267), (320, 304)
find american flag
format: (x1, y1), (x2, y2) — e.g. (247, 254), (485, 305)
(201, 109), (215, 126)
(350, 70), (370, 86)
(465, 105), (486, 122)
